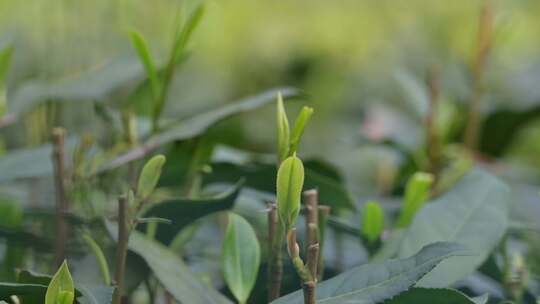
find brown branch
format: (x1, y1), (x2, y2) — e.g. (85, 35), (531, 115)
(52, 127), (68, 268)
(267, 203), (283, 302)
(113, 196), (129, 304)
(317, 205), (330, 280)
(464, 0), (494, 150)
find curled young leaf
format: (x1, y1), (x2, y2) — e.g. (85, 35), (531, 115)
(45, 261), (74, 304)
(222, 213), (261, 304)
(276, 155), (305, 229)
(136, 154), (166, 201)
(397, 172), (433, 228)
(362, 200), (384, 243)
(289, 106), (314, 156)
(276, 92), (290, 163)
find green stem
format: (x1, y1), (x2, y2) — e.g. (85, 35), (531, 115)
(82, 233), (111, 286)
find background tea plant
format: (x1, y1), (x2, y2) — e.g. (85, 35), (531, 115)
(0, 0), (540, 303)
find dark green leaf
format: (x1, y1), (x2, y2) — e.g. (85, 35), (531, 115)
(398, 168), (510, 287)
(272, 242), (468, 304)
(140, 181), (242, 244)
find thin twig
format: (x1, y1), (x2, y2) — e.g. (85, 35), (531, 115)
(52, 127), (68, 268)
(317, 205), (330, 280)
(113, 196), (129, 304)
(304, 189), (319, 255)
(267, 203), (283, 302)
(464, 0), (494, 150)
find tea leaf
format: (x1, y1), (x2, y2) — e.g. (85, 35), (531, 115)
(45, 261), (75, 304)
(172, 4), (205, 63)
(397, 172), (434, 228)
(222, 213), (261, 304)
(276, 155), (305, 229)
(276, 92), (290, 163)
(136, 154), (166, 201)
(272, 242), (469, 304)
(289, 106), (314, 156)
(399, 168), (510, 287)
(129, 30), (160, 101)
(127, 230), (232, 304)
(383, 288), (488, 304)
(362, 200), (384, 243)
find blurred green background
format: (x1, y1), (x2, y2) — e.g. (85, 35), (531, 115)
(1, 0), (540, 194)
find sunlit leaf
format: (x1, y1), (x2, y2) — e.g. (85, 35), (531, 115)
(397, 172), (434, 228)
(45, 261), (74, 304)
(276, 155), (304, 229)
(361, 200), (384, 243)
(289, 106), (313, 156)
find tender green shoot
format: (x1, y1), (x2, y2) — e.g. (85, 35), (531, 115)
(129, 30), (161, 101)
(289, 106), (314, 156)
(276, 155), (305, 230)
(362, 200), (385, 243)
(45, 261), (74, 304)
(276, 92), (290, 163)
(136, 154), (166, 201)
(222, 213), (261, 304)
(397, 172), (434, 228)
(82, 233), (111, 286)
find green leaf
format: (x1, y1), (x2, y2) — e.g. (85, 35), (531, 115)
(0, 137), (78, 183)
(0, 46), (13, 82)
(289, 106), (314, 156)
(136, 154), (166, 201)
(396, 172), (434, 228)
(276, 155), (305, 229)
(205, 158), (355, 211)
(140, 181), (242, 244)
(45, 261), (75, 304)
(0, 283), (47, 302)
(129, 30), (161, 101)
(276, 91), (290, 163)
(383, 288), (488, 304)
(103, 87), (300, 170)
(271, 242), (469, 304)
(127, 230), (232, 304)
(82, 233), (111, 286)
(398, 168), (510, 287)
(172, 4), (205, 63)
(362, 200), (384, 243)
(222, 213), (261, 304)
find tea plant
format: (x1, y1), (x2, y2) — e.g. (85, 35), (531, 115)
(0, 1), (539, 304)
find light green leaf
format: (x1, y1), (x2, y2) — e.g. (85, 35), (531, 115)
(397, 172), (434, 228)
(45, 261), (75, 304)
(398, 168), (510, 287)
(103, 87), (299, 170)
(362, 200), (384, 242)
(222, 213), (261, 304)
(0, 46), (12, 83)
(129, 30), (161, 101)
(82, 233), (111, 286)
(276, 92), (290, 163)
(272, 242), (469, 304)
(172, 4), (205, 63)
(289, 106), (313, 156)
(383, 288), (488, 304)
(276, 155), (305, 229)
(127, 230), (232, 304)
(136, 154), (166, 201)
